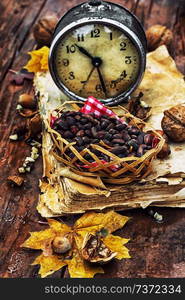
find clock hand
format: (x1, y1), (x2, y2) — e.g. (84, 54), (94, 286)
(80, 66), (95, 91)
(75, 44), (103, 68)
(96, 66), (108, 97)
(75, 43), (107, 96)
(75, 44), (94, 60)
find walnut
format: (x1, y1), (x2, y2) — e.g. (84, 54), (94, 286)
(146, 25), (173, 51)
(81, 233), (117, 264)
(33, 15), (58, 46)
(161, 105), (185, 142)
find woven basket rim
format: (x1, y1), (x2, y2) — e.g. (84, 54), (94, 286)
(47, 102), (165, 183)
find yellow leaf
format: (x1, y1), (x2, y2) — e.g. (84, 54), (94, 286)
(24, 46), (49, 73)
(32, 254), (66, 278)
(22, 211), (131, 278)
(47, 219), (71, 235)
(75, 211), (130, 234)
(21, 229), (55, 250)
(103, 235), (131, 260)
(67, 251), (104, 278)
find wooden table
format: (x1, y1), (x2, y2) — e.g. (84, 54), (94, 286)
(0, 0), (185, 278)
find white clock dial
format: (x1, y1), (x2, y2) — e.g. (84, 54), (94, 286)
(55, 23), (140, 99)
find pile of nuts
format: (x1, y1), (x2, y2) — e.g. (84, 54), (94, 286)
(18, 146), (40, 174)
(53, 111), (156, 164)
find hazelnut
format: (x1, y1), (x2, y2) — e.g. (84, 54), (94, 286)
(148, 130), (171, 159)
(27, 113), (42, 137)
(33, 15), (58, 46)
(161, 105), (185, 142)
(146, 25), (173, 51)
(52, 236), (71, 254)
(154, 130), (171, 159)
(18, 94), (36, 109)
(157, 142), (171, 159)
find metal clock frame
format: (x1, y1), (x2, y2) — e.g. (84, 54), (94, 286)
(49, 2), (147, 106)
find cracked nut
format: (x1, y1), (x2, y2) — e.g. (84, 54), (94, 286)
(161, 105), (185, 142)
(52, 236), (72, 254)
(126, 93), (151, 121)
(18, 94), (36, 109)
(81, 233), (117, 264)
(33, 15), (58, 46)
(146, 25), (173, 51)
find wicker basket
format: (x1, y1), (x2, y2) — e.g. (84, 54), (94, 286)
(47, 102), (164, 185)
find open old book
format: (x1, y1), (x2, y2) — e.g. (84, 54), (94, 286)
(34, 46), (185, 217)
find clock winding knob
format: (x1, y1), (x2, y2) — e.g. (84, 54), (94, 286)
(88, 0), (102, 6)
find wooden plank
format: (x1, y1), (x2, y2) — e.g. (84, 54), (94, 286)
(0, 0), (185, 278)
(0, 0), (47, 84)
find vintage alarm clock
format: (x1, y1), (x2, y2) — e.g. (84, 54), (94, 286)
(49, 0), (147, 106)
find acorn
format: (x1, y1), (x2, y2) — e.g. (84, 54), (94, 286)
(52, 236), (72, 254)
(33, 15), (59, 47)
(18, 94), (36, 109)
(146, 24), (173, 51)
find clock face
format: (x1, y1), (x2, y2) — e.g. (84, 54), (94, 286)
(54, 23), (140, 100)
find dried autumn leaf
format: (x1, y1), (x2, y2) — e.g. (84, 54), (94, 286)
(32, 254), (66, 278)
(74, 211), (129, 236)
(47, 219), (71, 235)
(67, 251), (104, 278)
(103, 234), (131, 260)
(22, 228), (55, 250)
(74, 211), (129, 251)
(22, 211), (130, 278)
(24, 46), (49, 73)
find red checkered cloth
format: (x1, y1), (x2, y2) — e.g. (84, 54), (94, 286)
(80, 96), (126, 124)
(50, 115), (58, 127)
(80, 96), (117, 117)
(76, 160), (119, 172)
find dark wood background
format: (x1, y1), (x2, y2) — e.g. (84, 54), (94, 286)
(0, 0), (185, 278)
